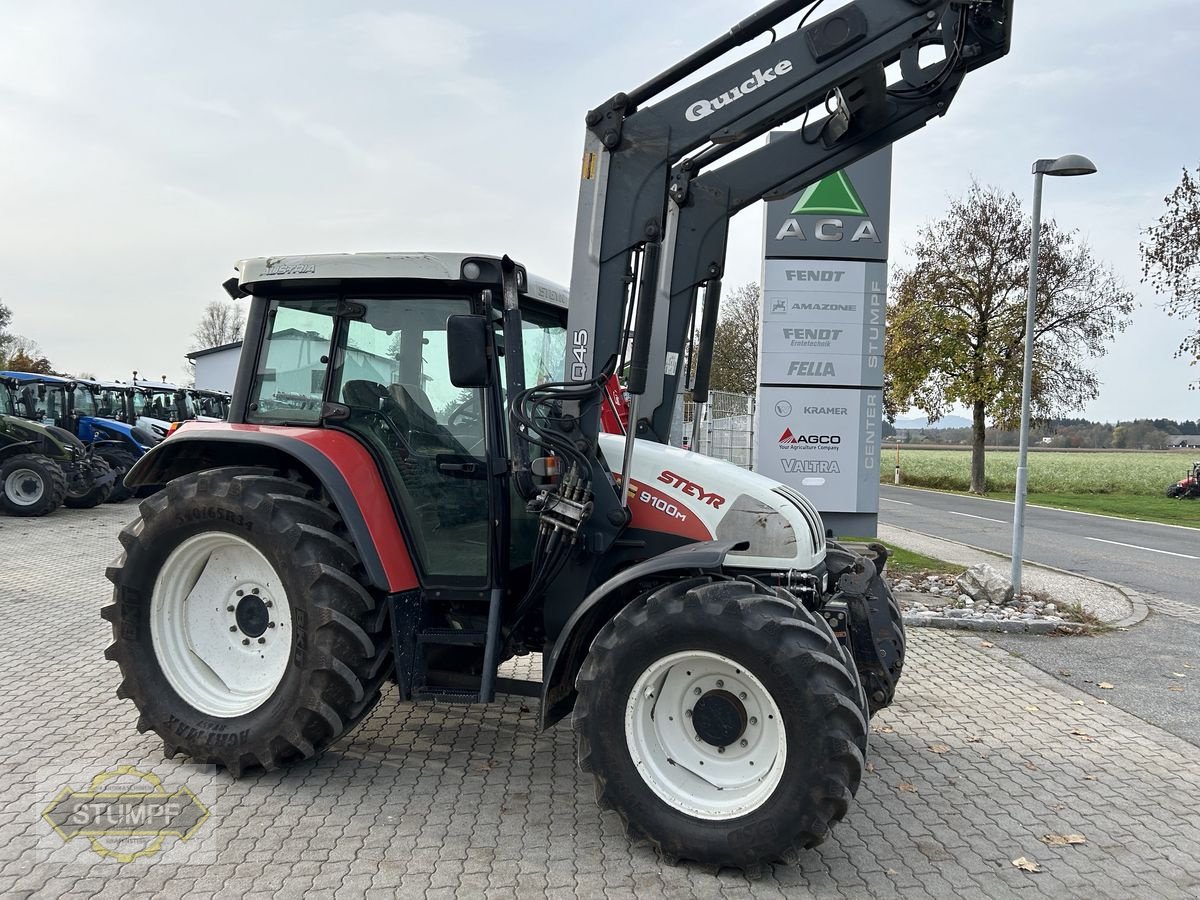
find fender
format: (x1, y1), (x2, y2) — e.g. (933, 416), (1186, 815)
(540, 539), (748, 729)
(0, 438), (39, 460)
(125, 422), (418, 593)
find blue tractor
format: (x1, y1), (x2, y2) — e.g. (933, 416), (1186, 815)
(2, 371), (154, 503)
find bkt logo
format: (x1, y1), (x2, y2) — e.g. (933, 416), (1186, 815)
(779, 428), (841, 447)
(775, 170), (880, 244)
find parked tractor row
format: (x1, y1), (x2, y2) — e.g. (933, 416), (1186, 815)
(0, 372), (230, 516)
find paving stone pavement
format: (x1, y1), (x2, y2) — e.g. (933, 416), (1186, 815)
(2, 504), (1200, 899)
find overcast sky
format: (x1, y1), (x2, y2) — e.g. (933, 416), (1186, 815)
(1, 1), (1196, 421)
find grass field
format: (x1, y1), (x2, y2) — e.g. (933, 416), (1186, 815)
(884, 449), (1200, 527)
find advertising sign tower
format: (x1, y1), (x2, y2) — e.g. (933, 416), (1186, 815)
(755, 144), (891, 537)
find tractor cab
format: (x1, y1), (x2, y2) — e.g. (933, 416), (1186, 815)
(130, 380), (196, 439)
(191, 389), (231, 420)
(2, 371), (71, 428)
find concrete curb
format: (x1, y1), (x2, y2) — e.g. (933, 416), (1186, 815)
(902, 614), (1086, 635)
(883, 523), (1150, 630)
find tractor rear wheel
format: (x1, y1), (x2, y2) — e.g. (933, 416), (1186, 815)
(0, 453), (67, 517)
(64, 455), (114, 508)
(102, 467), (393, 774)
(574, 576), (868, 869)
(97, 447), (138, 502)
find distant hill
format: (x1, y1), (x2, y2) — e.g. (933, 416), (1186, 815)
(893, 415), (973, 430)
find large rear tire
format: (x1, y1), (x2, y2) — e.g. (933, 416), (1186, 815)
(574, 576), (868, 869)
(102, 467), (393, 775)
(64, 455), (114, 508)
(0, 453), (67, 517)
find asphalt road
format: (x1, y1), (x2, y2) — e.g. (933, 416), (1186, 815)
(879, 485), (1200, 606)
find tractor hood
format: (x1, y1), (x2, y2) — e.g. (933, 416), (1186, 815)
(601, 433), (826, 573)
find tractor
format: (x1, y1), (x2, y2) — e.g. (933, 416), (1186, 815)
(3, 371), (153, 503)
(103, 0), (1013, 867)
(1166, 461), (1200, 499)
(129, 379), (198, 440)
(0, 374), (114, 514)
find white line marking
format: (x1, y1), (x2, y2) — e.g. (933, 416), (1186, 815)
(948, 510), (1006, 524)
(880, 498), (913, 505)
(882, 485), (1200, 532)
(1084, 537), (1200, 560)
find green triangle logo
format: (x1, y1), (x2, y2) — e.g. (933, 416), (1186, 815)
(790, 170), (867, 217)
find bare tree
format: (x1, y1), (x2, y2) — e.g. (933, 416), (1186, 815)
(186, 300), (245, 380)
(192, 301), (245, 349)
(1141, 165), (1200, 385)
(0, 298), (12, 362)
(885, 182), (1134, 493)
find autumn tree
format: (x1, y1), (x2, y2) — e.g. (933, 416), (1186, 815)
(709, 282), (760, 395)
(3, 335), (56, 374)
(1141, 165), (1200, 384)
(885, 182), (1133, 493)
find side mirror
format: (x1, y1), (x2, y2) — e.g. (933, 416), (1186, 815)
(446, 315), (491, 388)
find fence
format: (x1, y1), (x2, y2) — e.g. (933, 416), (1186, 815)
(674, 390), (756, 469)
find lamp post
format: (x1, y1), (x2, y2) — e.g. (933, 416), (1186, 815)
(1010, 154), (1097, 594)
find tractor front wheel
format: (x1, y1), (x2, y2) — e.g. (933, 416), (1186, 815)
(102, 467), (393, 774)
(64, 455), (114, 509)
(574, 576), (868, 869)
(0, 453), (67, 517)
(97, 447), (138, 503)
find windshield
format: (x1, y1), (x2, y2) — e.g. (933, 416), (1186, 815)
(12, 382), (67, 424)
(0, 384), (14, 416)
(194, 393), (229, 418)
(72, 385), (97, 417)
(134, 387), (195, 422)
(96, 388), (128, 420)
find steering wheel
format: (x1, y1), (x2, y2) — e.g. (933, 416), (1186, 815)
(446, 394), (482, 431)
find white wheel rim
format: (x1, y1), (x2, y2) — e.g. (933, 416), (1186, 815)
(4, 468), (45, 506)
(625, 650), (787, 820)
(150, 531), (292, 717)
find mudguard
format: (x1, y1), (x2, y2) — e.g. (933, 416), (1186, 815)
(540, 539), (748, 728)
(124, 422), (418, 593)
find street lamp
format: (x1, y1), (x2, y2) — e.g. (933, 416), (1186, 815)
(1010, 154), (1097, 594)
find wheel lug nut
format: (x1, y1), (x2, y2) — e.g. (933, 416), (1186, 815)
(685, 709), (692, 718)
(252, 588), (260, 595)
(258, 637), (266, 644)
(236, 590), (244, 597)
(739, 692), (747, 700)
(229, 626), (237, 632)
(750, 717), (758, 726)
(740, 739), (748, 748)
(694, 687), (702, 696)
(716, 679), (724, 688)
(268, 622), (275, 628)
(242, 638), (249, 645)
(226, 605), (235, 612)
(718, 746), (725, 754)
(265, 601), (273, 608)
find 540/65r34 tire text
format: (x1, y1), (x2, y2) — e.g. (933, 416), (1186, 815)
(102, 466), (393, 775)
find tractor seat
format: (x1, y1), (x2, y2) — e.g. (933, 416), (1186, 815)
(388, 383), (438, 428)
(342, 379), (392, 411)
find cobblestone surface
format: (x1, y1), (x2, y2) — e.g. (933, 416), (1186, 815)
(2, 504), (1200, 898)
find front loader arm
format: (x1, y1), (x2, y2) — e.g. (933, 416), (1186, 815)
(508, 0), (1013, 606)
(563, 0), (1014, 445)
